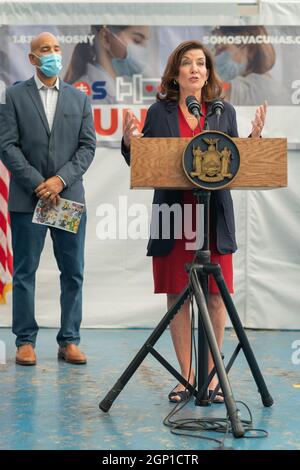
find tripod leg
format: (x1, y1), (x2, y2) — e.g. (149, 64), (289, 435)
(209, 265), (274, 407)
(196, 270), (209, 406)
(196, 314), (209, 405)
(190, 268), (245, 438)
(99, 287), (190, 412)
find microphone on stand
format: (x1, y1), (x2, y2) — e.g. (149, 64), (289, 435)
(186, 95), (204, 129)
(211, 99), (224, 129)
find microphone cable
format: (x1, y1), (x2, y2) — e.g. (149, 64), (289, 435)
(163, 288), (268, 448)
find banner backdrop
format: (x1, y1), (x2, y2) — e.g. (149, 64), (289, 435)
(0, 18), (300, 330)
(1, 24), (300, 144)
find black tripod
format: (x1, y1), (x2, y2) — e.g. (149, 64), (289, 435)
(99, 189), (273, 438)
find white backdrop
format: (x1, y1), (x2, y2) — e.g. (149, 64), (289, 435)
(1, 0), (300, 329)
(1, 145), (299, 329)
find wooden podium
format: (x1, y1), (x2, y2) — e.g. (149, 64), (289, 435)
(100, 136), (287, 438)
(130, 137), (287, 190)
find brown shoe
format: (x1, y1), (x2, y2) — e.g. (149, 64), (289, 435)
(58, 344), (87, 364)
(16, 344), (36, 366)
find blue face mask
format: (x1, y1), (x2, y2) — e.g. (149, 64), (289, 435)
(112, 42), (147, 77)
(34, 53), (62, 78)
(215, 50), (246, 82)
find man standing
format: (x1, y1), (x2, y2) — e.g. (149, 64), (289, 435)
(0, 32), (96, 365)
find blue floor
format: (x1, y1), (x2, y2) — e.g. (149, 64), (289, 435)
(0, 328), (300, 450)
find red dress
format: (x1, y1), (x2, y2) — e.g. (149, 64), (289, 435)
(152, 104), (234, 295)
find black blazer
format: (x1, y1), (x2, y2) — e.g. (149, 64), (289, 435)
(121, 99), (238, 256)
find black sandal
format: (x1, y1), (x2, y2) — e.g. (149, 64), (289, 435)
(168, 379), (196, 403)
(208, 389), (224, 404)
(168, 387), (191, 403)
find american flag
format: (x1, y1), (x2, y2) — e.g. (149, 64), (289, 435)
(0, 160), (12, 304)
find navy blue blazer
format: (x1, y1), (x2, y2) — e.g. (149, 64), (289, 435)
(0, 77), (96, 212)
(122, 99), (238, 256)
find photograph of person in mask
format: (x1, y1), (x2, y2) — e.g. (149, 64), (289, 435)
(213, 25), (292, 105)
(64, 25), (150, 104)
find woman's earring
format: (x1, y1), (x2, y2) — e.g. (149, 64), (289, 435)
(173, 79), (177, 85)
(205, 80), (208, 86)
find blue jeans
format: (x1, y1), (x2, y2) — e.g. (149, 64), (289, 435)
(10, 212), (86, 348)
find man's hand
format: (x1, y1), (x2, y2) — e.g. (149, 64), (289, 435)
(35, 176), (64, 206)
(52, 195), (61, 206)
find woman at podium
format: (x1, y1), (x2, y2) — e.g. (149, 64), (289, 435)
(122, 40), (266, 403)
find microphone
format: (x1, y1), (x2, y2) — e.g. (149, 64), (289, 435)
(185, 95), (203, 120)
(211, 99), (224, 117)
(210, 99), (224, 129)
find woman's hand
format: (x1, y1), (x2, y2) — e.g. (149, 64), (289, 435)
(250, 101), (267, 138)
(123, 110), (143, 149)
